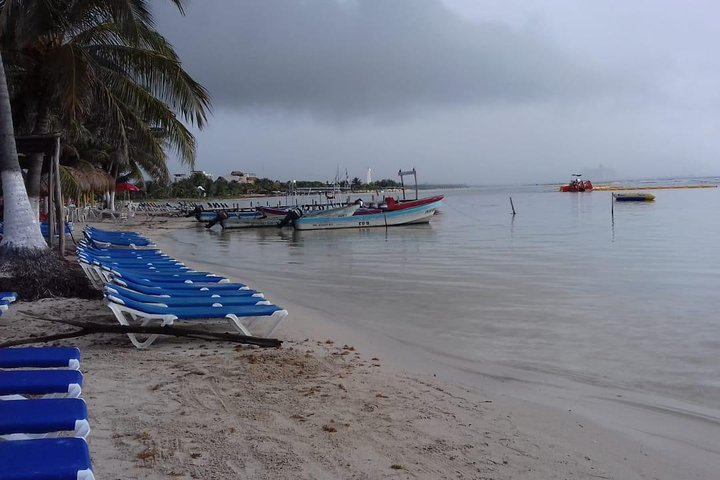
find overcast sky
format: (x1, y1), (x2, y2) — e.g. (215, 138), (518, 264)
(154, 0), (720, 184)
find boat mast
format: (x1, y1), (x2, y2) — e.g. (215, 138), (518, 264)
(398, 168), (418, 200)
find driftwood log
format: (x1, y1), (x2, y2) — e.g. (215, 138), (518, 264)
(1, 312), (282, 348)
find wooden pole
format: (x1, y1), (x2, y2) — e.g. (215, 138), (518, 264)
(510, 196), (516, 215)
(54, 136), (65, 257)
(413, 168), (418, 200)
(611, 193), (614, 219)
(47, 152), (55, 247)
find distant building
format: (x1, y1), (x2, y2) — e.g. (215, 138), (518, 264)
(220, 171), (257, 184)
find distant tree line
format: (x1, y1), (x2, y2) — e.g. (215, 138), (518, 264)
(142, 173), (401, 199)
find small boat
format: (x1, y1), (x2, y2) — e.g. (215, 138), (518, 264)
(292, 200), (442, 231)
(204, 208), (288, 229)
(560, 174), (593, 192)
(613, 193), (655, 202)
(218, 210), (287, 229)
(304, 203), (360, 218)
(354, 194), (445, 215)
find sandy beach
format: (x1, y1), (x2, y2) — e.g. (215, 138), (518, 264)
(2, 216), (718, 479)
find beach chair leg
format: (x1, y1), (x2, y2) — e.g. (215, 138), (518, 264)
(264, 310), (289, 338)
(224, 314), (253, 336)
(107, 304), (175, 348)
(226, 310), (288, 338)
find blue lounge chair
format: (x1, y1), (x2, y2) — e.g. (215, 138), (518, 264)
(0, 292), (17, 303)
(105, 291), (288, 348)
(106, 268), (228, 283)
(0, 398), (89, 439)
(84, 228), (154, 248)
(0, 347), (80, 370)
(112, 277), (250, 292)
(0, 370), (83, 398)
(77, 242), (164, 256)
(0, 438), (94, 480)
(109, 278), (260, 297)
(104, 285), (267, 307)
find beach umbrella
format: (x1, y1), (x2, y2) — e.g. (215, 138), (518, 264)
(115, 182), (141, 192)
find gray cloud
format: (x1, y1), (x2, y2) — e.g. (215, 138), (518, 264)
(155, 0), (611, 119)
(154, 0), (720, 184)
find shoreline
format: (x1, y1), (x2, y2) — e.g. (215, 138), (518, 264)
(146, 217), (720, 479)
(2, 217), (717, 478)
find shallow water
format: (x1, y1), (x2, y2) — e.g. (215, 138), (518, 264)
(165, 179), (720, 410)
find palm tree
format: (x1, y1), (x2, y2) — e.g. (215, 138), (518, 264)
(0, 52), (47, 250)
(0, 0), (209, 250)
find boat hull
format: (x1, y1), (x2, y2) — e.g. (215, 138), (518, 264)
(221, 214), (285, 229)
(614, 193), (655, 202)
(294, 201), (442, 230)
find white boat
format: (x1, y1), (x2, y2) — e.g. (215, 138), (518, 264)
(293, 200), (441, 230)
(303, 203), (360, 218)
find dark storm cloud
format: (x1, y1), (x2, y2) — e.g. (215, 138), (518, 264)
(154, 0), (608, 118)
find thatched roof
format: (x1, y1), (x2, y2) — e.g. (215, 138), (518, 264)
(41, 165), (115, 197)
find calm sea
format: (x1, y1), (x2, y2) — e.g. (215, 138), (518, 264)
(162, 178), (720, 410)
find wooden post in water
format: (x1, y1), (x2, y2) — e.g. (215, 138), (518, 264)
(510, 196), (516, 215)
(611, 193), (614, 219)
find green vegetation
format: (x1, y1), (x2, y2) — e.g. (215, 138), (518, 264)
(1, 0), (209, 252)
(142, 174), (402, 199)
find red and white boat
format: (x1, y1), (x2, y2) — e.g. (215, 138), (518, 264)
(354, 194), (445, 214)
(560, 174), (593, 192)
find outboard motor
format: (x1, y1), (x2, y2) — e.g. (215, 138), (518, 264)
(188, 205), (204, 220)
(205, 210), (229, 229)
(278, 208), (303, 227)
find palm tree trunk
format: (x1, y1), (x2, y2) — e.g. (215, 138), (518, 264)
(26, 105), (50, 218)
(0, 52), (48, 251)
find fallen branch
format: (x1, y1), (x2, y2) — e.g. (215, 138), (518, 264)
(1, 311), (282, 348)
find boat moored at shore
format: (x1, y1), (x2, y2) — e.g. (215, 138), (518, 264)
(292, 199), (442, 230)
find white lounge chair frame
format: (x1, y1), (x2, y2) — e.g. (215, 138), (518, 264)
(105, 301), (288, 349)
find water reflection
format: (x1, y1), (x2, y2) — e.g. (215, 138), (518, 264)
(165, 185), (720, 409)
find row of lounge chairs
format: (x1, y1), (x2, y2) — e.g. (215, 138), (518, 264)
(78, 226), (289, 348)
(0, 292), (95, 479)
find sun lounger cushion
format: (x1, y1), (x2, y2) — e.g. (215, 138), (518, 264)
(107, 293), (282, 319)
(0, 370), (83, 397)
(110, 270), (227, 284)
(0, 292), (17, 303)
(105, 286), (266, 307)
(0, 438), (94, 480)
(0, 347), (80, 370)
(113, 277), (248, 291)
(110, 279), (259, 297)
(0, 398), (89, 438)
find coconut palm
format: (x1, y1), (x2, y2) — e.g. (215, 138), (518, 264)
(0, 0), (209, 249)
(0, 52), (47, 250)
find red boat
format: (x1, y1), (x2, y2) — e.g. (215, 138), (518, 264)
(355, 194), (445, 215)
(560, 175), (593, 192)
